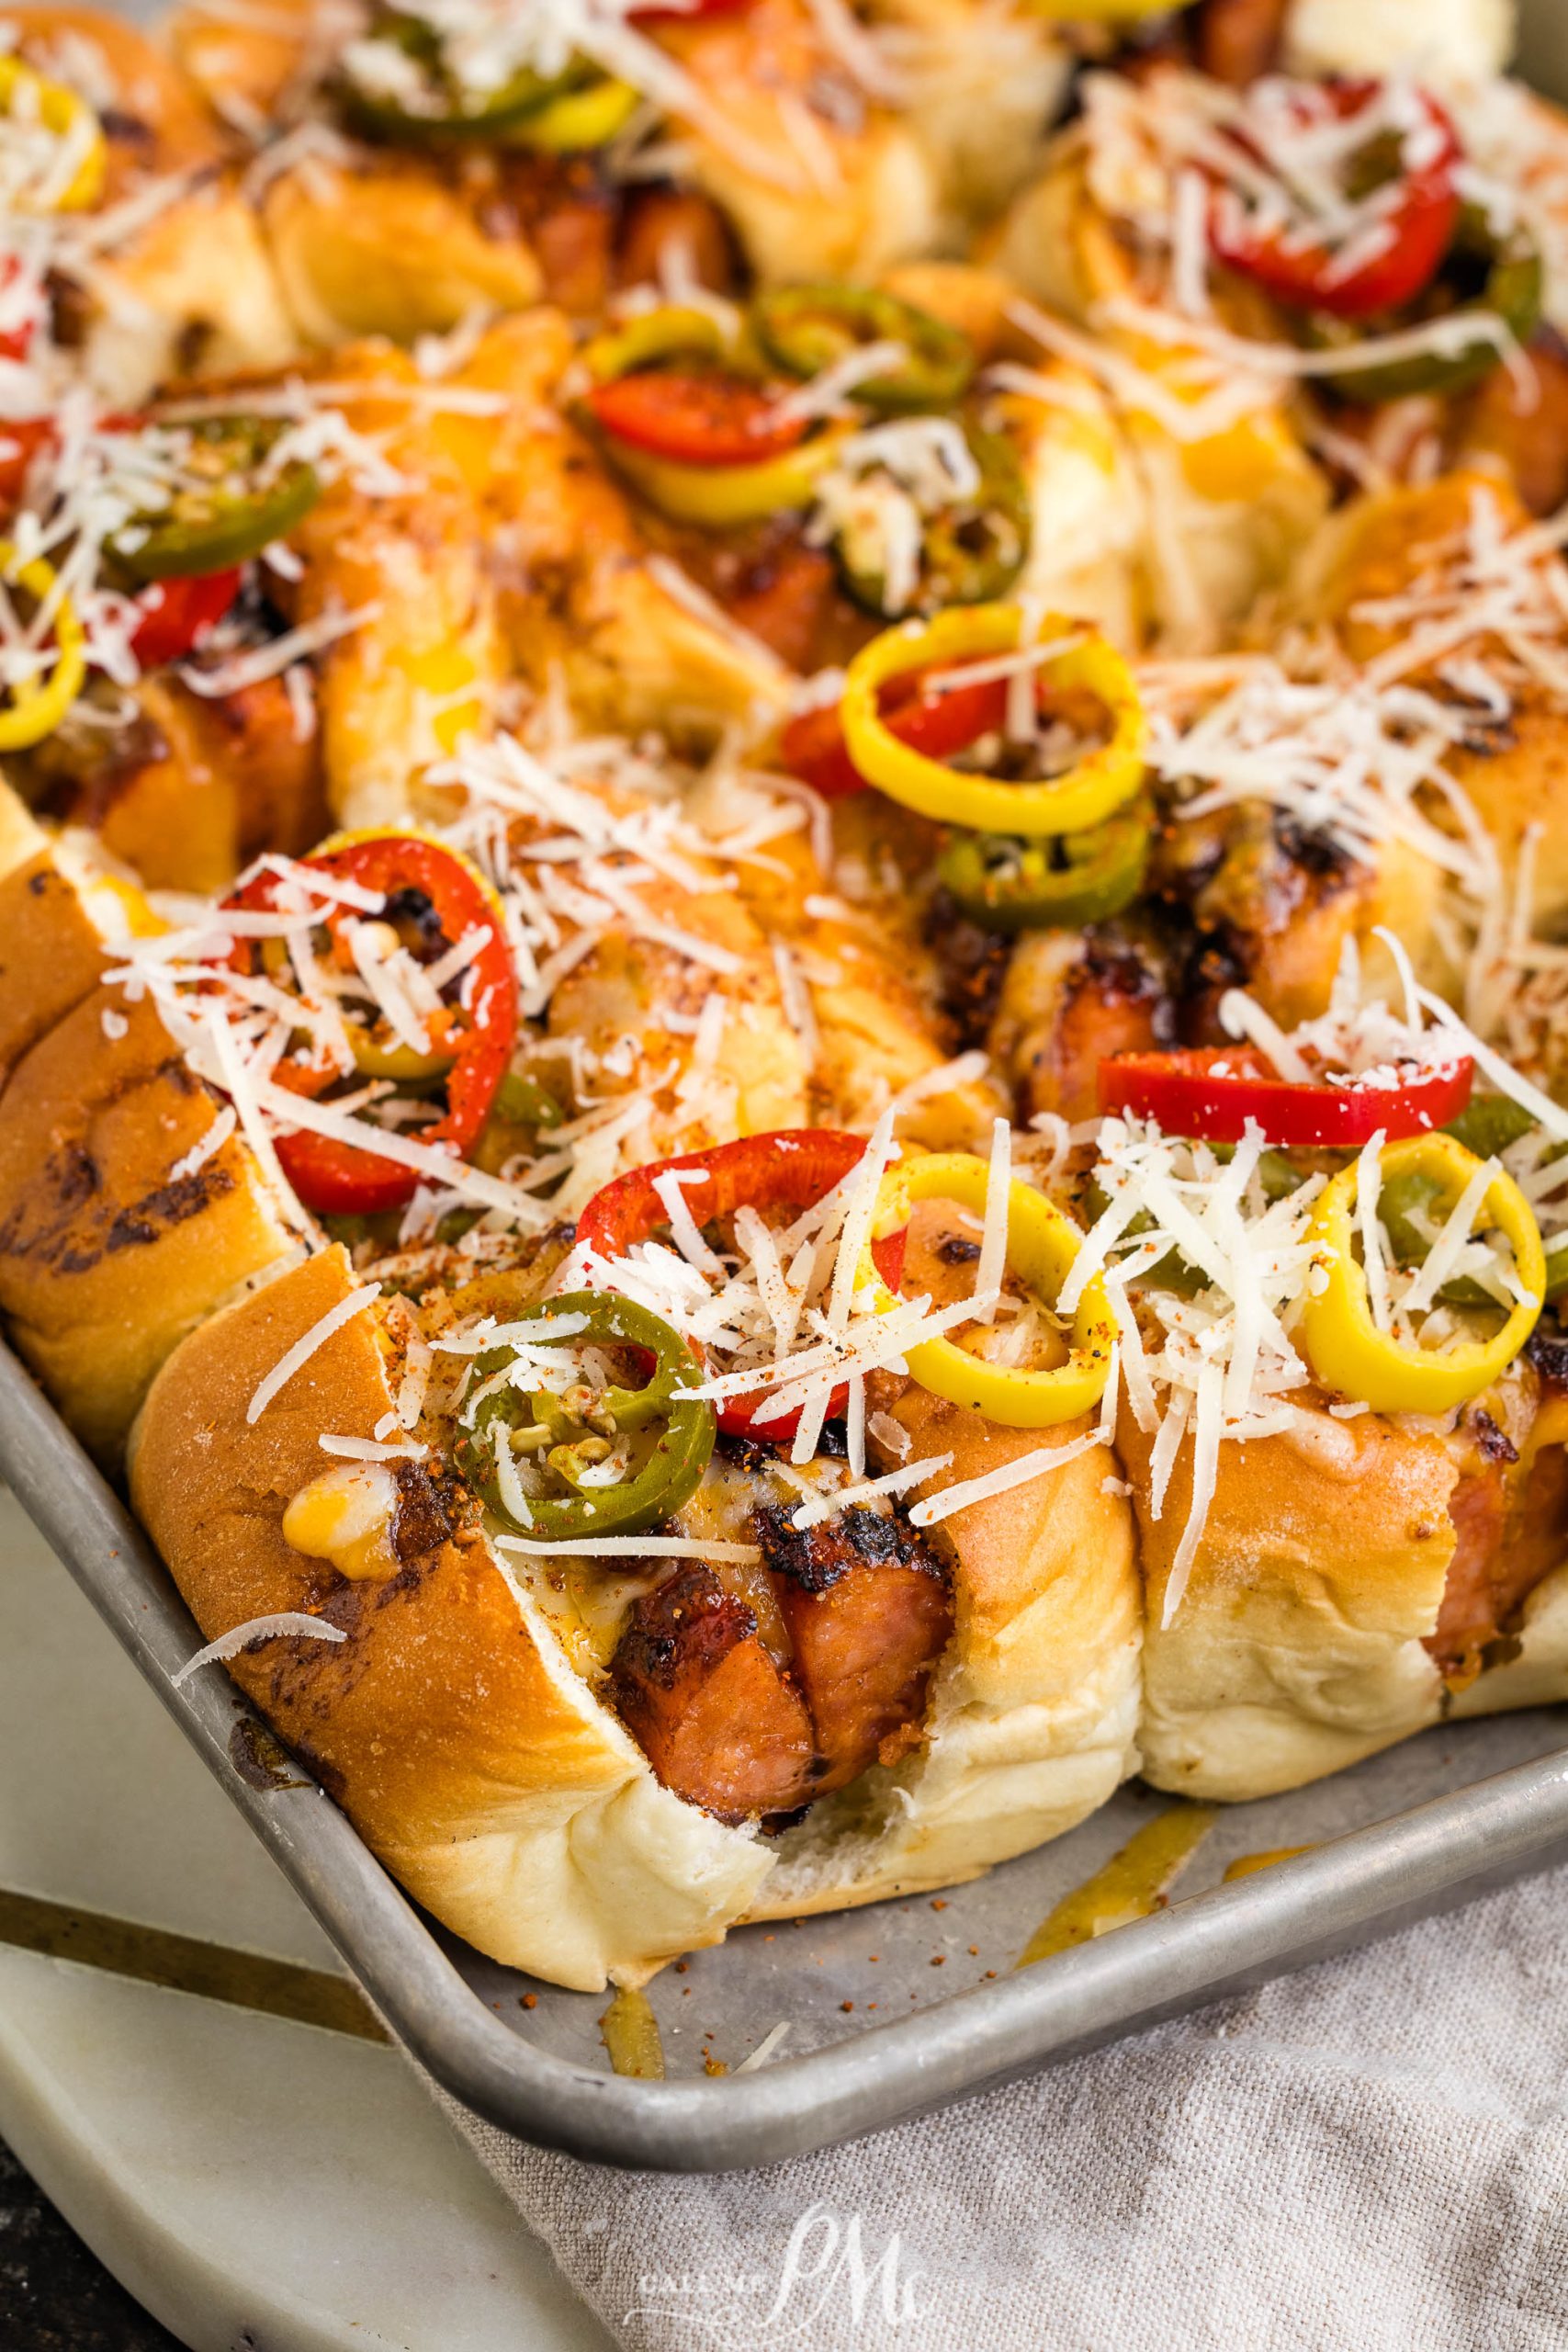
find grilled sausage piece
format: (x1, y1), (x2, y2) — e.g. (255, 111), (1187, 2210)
(758, 1508), (954, 1797)
(1430, 1432), (1568, 1677)
(991, 932), (1172, 1124)
(1192, 0), (1287, 85)
(609, 1564), (816, 1820)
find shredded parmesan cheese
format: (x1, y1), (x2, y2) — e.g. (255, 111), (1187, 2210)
(172, 1614), (347, 1686)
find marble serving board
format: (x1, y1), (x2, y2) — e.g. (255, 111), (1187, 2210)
(0, 1493), (613, 2352)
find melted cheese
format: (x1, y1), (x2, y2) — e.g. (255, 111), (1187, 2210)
(282, 1461), (401, 1581)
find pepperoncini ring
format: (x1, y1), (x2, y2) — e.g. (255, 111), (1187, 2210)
(751, 282), (975, 414)
(0, 547), (86, 750)
(1301, 1133), (1544, 1416)
(834, 424), (1030, 616)
(513, 74), (639, 151)
(858, 1151), (1117, 1428)
(598, 422), (851, 526)
(454, 1291), (716, 1541)
(840, 606), (1146, 837)
(0, 57), (106, 211)
(581, 306), (736, 387)
(105, 416), (323, 584)
(938, 796), (1153, 932)
(1303, 205), (1545, 405)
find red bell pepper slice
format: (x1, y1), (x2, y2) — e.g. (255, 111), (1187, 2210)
(1209, 81), (1460, 321)
(631, 0), (756, 19)
(0, 409), (242, 663)
(0, 256), (39, 362)
(224, 831), (517, 1215)
(779, 671), (1010, 801)
(578, 1128), (904, 1440)
(585, 370), (807, 466)
(0, 415), (53, 510)
(1098, 1045), (1474, 1147)
(127, 566), (243, 669)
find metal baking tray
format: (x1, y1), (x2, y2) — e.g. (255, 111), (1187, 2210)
(6, 1333), (1568, 2171)
(32, 0), (1568, 2166)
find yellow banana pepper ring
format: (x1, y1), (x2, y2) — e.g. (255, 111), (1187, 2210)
(860, 1150), (1117, 1428)
(599, 424), (851, 528)
(1024, 0), (1191, 17)
(581, 305), (734, 387)
(840, 605), (1147, 838)
(0, 548), (87, 751)
(1302, 1134), (1544, 1416)
(514, 75), (640, 153)
(0, 57), (107, 212)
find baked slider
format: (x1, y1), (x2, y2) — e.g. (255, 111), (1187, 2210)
(131, 1125), (1140, 1990)
(1078, 964), (1568, 1800)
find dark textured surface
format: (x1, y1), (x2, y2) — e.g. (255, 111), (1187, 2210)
(0, 2134), (185, 2351)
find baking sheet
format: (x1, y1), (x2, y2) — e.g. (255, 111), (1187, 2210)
(17, 0), (1568, 2174)
(7, 1334), (1568, 2171)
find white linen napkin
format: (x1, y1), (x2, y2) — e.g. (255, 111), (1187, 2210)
(423, 1860), (1568, 2351)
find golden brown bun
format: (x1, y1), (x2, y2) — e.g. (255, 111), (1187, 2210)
(130, 1257), (1141, 1986)
(1287, 470), (1568, 971)
(260, 163), (541, 349)
(0, 793), (108, 1082)
(0, 988), (295, 1461)
(991, 133), (1327, 650)
(434, 312), (791, 745)
(285, 347), (506, 828)
(1127, 1405), (1459, 1800)
(130, 1249), (777, 1992)
(663, 0), (936, 283)
(2, 7), (227, 183)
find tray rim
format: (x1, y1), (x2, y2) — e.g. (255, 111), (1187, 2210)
(8, 1336), (1568, 2170)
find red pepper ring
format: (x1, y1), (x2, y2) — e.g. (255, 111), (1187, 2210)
(1209, 81), (1461, 321)
(1098, 1045), (1475, 1148)
(630, 0), (756, 20)
(0, 414), (54, 511)
(577, 1128), (904, 1440)
(222, 830), (518, 1215)
(127, 566), (243, 669)
(779, 671), (1010, 801)
(0, 256), (39, 362)
(584, 370), (808, 467)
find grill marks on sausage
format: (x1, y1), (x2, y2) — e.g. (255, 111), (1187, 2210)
(609, 1564), (817, 1822)
(1034, 938), (1173, 1122)
(757, 1507), (953, 1798)
(925, 889), (1011, 1053)
(1529, 1317), (1568, 1394)
(1428, 1408), (1568, 1677)
(609, 1500), (953, 1821)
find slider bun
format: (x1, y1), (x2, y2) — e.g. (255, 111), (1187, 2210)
(130, 1247), (778, 1993)
(0, 790), (110, 1081)
(1129, 1404), (1457, 1801)
(130, 1253), (1142, 1988)
(669, 0), (937, 283)
(991, 134), (1327, 650)
(1282, 0), (1514, 89)
(1290, 470), (1568, 956)
(259, 162), (541, 349)
(0, 986), (296, 1461)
